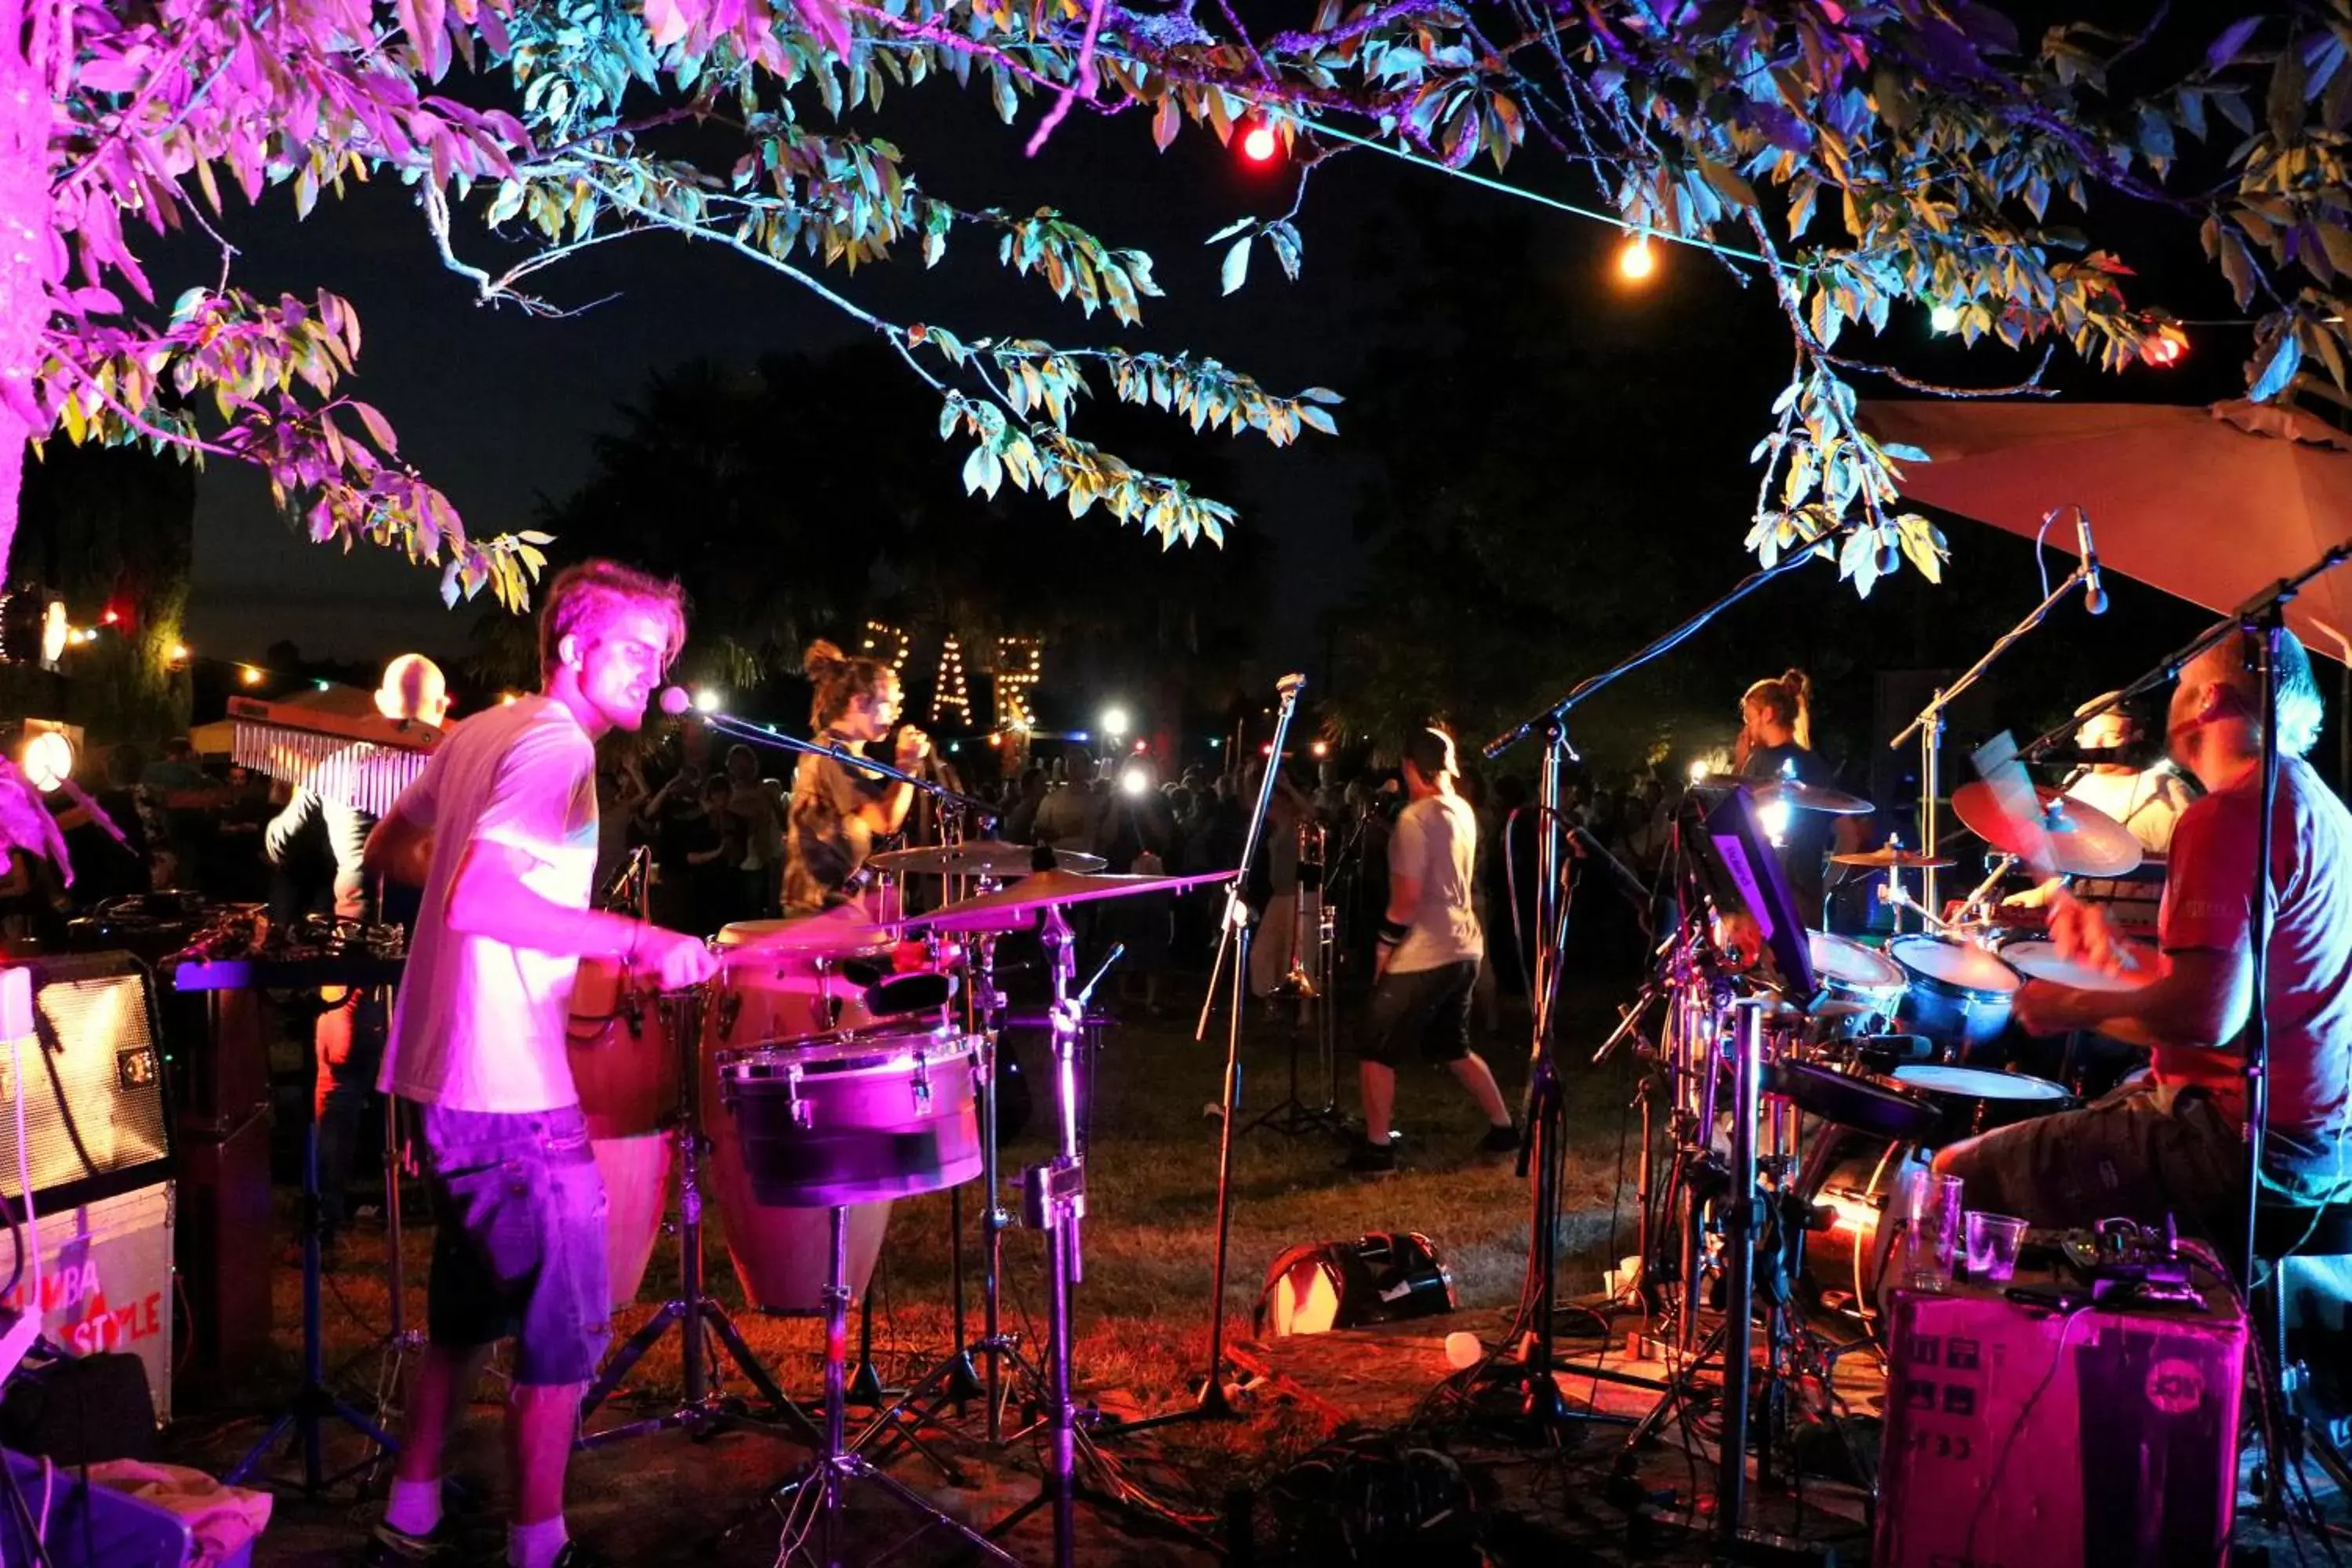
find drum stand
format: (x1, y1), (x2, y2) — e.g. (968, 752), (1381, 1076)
(1613, 1003), (1846, 1559)
(577, 988), (815, 1450)
(748, 1207), (1020, 1568)
(228, 1051), (402, 1496)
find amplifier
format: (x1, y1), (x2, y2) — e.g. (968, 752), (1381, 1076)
(0, 1181), (176, 1425)
(1875, 1279), (2245, 1568)
(2, 953), (172, 1209)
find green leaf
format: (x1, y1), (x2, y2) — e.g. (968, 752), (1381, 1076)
(1219, 235), (1251, 296)
(2250, 328), (2303, 402)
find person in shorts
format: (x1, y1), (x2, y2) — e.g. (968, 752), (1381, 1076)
(361, 562), (717, 1568)
(1345, 727), (1518, 1174)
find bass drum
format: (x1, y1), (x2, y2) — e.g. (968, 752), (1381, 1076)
(1799, 1129), (1933, 1334)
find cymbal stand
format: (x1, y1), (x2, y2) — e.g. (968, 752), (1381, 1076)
(577, 987), (815, 1450)
(857, 931), (1029, 1466)
(1246, 851), (1341, 1138)
(985, 908), (1205, 1564)
(1888, 523), (2099, 920)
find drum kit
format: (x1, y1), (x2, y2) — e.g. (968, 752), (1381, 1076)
(561, 844), (1231, 1568)
(1610, 756), (2165, 1508)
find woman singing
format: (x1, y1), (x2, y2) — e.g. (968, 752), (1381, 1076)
(783, 640), (931, 916)
(1736, 667), (1835, 927)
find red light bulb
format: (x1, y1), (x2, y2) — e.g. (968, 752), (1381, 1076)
(1240, 123), (1279, 163)
(2145, 334), (2185, 367)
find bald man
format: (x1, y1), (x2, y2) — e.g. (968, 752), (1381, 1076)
(267, 653), (452, 1248)
(1937, 631), (2351, 1240)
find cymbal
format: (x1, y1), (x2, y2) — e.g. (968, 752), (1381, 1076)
(1830, 847), (1955, 869)
(906, 868), (1238, 935)
(868, 840), (1107, 877)
(1752, 779), (1875, 816)
(1951, 780), (2143, 879)
(714, 917), (898, 953)
(1691, 774), (1874, 815)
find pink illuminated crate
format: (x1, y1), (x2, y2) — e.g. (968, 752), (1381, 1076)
(1875, 1279), (2245, 1568)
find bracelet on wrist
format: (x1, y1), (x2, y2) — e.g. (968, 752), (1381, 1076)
(1377, 918), (1408, 946)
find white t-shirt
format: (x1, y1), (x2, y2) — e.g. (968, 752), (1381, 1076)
(1387, 793), (1484, 973)
(379, 695), (599, 1112)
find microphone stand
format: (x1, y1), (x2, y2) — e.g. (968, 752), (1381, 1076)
(1482, 550), (1823, 1439)
(699, 713), (1001, 826)
(1114, 672), (1308, 1432)
(1887, 539), (2096, 923)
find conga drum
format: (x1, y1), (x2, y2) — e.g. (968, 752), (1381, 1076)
(567, 956), (681, 1308)
(702, 920), (901, 1311)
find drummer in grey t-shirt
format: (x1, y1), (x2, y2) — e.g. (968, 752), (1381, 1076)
(1345, 728), (1519, 1175)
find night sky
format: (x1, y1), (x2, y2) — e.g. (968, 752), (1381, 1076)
(147, 26), (2325, 765)
(169, 82), (1408, 671)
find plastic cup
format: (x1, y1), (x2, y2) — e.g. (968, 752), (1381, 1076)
(1904, 1172), (1965, 1291)
(1965, 1210), (2030, 1283)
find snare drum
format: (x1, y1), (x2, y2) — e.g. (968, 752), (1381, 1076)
(1999, 938), (2156, 1095)
(1889, 935), (2020, 1059)
(1806, 931), (1907, 1035)
(717, 1024), (985, 1208)
(2000, 939), (2156, 993)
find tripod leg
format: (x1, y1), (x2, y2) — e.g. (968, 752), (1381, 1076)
(579, 1301), (683, 1421)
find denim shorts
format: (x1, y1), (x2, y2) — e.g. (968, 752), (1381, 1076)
(413, 1101), (612, 1387)
(1359, 960), (1479, 1067)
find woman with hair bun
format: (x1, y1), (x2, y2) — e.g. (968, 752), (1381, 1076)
(783, 639), (931, 916)
(1736, 666), (1835, 926)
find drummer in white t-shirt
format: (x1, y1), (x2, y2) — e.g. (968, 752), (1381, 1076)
(2004, 695), (2194, 933)
(361, 561), (718, 1568)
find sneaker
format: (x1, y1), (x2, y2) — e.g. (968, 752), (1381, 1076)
(362, 1519), (462, 1566)
(1342, 1141), (1398, 1174)
(1475, 1123), (1520, 1156)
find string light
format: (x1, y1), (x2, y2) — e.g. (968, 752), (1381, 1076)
(167, 642), (190, 664)
(1240, 121), (1279, 163)
(1618, 235), (1657, 281)
(992, 634), (1042, 735)
(933, 634), (971, 725)
(1930, 302), (1962, 332)
(862, 619), (909, 673)
(2145, 334), (2187, 366)
(239, 665), (263, 686)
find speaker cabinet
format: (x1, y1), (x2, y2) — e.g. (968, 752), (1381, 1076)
(2, 953), (171, 1211)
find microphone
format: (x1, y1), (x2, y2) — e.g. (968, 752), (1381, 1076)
(2074, 510), (2108, 616)
(2042, 744), (2132, 767)
(659, 685), (692, 717)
